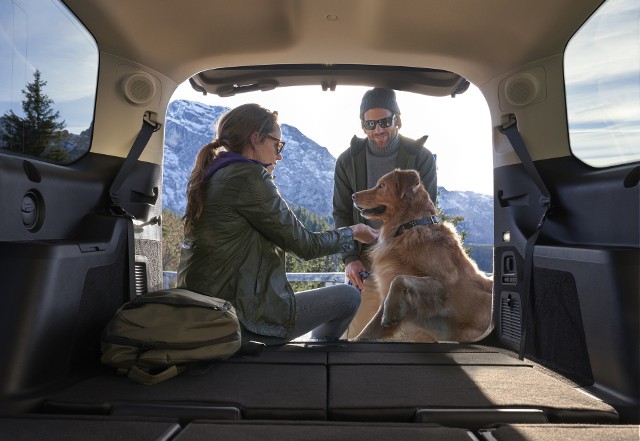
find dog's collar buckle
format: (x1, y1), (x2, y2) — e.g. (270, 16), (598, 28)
(395, 215), (441, 237)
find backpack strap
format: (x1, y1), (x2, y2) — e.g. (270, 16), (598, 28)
(126, 364), (187, 385)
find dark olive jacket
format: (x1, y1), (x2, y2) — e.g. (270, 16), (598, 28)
(177, 162), (356, 339)
(332, 134), (437, 264)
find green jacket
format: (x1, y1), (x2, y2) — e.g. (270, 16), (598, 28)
(177, 162), (356, 338)
(332, 134), (437, 264)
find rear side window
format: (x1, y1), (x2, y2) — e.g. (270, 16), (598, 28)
(564, 0), (640, 167)
(0, 0), (98, 164)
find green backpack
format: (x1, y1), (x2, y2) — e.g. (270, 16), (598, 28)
(101, 288), (242, 385)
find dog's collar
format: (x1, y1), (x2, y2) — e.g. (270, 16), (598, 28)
(395, 215), (441, 237)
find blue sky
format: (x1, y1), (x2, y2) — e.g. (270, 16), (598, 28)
(172, 83), (495, 195)
(563, 0), (640, 167)
(2, 0), (638, 191)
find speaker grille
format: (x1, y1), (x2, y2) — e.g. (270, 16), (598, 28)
(500, 291), (521, 345)
(505, 73), (539, 106)
(123, 73), (155, 105)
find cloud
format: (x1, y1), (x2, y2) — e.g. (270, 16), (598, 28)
(0, 0), (98, 103)
(564, 0), (640, 167)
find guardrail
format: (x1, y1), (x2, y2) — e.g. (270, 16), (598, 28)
(163, 271), (346, 289)
(164, 268), (493, 290)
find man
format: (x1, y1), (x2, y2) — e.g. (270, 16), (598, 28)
(332, 87), (438, 338)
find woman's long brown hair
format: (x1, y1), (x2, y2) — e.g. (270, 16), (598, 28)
(182, 104), (279, 237)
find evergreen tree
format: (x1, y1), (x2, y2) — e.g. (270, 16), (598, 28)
(160, 204), (343, 290)
(43, 145), (69, 163)
(160, 199), (471, 287)
(1, 69), (65, 157)
(436, 192), (470, 255)
(286, 205), (343, 290)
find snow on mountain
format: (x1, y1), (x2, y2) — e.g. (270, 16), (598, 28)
(163, 100), (337, 216)
(274, 124), (336, 217)
(162, 100), (228, 215)
(438, 187), (493, 245)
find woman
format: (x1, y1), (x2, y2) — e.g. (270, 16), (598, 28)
(177, 103), (378, 345)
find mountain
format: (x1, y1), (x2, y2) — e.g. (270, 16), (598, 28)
(163, 100), (337, 217)
(437, 187), (493, 245)
(437, 188), (493, 273)
(0, 115), (91, 162)
(162, 100), (228, 215)
(162, 100), (494, 271)
(274, 124), (337, 217)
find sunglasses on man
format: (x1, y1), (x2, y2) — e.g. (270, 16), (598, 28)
(362, 114), (396, 130)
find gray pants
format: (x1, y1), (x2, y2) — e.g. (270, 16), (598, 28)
(242, 284), (361, 346)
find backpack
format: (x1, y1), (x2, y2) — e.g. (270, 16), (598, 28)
(100, 288), (242, 385)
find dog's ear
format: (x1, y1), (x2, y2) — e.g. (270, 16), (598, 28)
(397, 170), (421, 199)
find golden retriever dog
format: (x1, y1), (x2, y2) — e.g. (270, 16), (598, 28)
(353, 169), (493, 342)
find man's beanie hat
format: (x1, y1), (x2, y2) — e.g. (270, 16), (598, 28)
(360, 88), (401, 119)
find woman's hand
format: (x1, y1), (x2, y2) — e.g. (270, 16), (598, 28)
(345, 260), (368, 291)
(350, 223), (379, 244)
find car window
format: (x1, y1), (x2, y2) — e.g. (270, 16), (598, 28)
(564, 0), (640, 167)
(0, 0), (98, 164)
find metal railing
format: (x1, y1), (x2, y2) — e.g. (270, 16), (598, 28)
(163, 271), (346, 289)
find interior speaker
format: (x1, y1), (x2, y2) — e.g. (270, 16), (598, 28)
(499, 291), (521, 348)
(504, 73), (540, 107)
(122, 72), (156, 105)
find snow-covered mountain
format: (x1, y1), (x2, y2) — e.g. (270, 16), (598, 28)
(163, 100), (336, 217)
(163, 100), (228, 215)
(438, 187), (493, 245)
(162, 100), (494, 270)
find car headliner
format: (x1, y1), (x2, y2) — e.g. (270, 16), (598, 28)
(63, 0), (604, 90)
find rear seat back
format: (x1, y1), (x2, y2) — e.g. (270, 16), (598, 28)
(326, 344), (618, 425)
(44, 346), (329, 422)
(477, 424), (640, 440)
(0, 415), (180, 441)
(175, 421), (478, 441)
(39, 342), (619, 428)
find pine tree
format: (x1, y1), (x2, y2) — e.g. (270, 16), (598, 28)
(1, 69), (65, 157)
(436, 193), (471, 256)
(285, 205), (343, 290)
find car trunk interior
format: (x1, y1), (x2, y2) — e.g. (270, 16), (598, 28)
(1, 73), (638, 441)
(0, 141), (635, 434)
(1, 0), (639, 439)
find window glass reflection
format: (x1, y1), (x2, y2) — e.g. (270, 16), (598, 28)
(565, 0), (640, 167)
(0, 0), (98, 164)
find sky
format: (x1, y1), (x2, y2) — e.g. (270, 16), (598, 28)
(563, 0), (640, 167)
(172, 83), (495, 195)
(4, 0), (637, 193)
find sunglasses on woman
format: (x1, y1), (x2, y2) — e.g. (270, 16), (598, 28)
(264, 134), (286, 154)
(362, 114), (395, 130)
